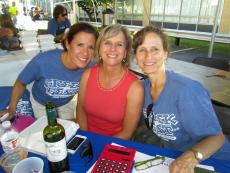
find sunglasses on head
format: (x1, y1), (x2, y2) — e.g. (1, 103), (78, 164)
(145, 103), (154, 129)
(62, 13), (67, 17)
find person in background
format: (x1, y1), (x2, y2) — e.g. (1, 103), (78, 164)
(0, 14), (18, 38)
(0, 5), (2, 14)
(0, 13), (20, 50)
(8, 1), (18, 25)
(29, 7), (35, 17)
(133, 25), (230, 172)
(32, 6), (41, 21)
(0, 22), (98, 121)
(47, 5), (71, 43)
(1, 4), (9, 14)
(76, 24), (144, 140)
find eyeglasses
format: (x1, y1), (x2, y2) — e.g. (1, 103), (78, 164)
(80, 141), (93, 164)
(134, 156), (165, 170)
(145, 103), (154, 129)
(62, 13), (67, 17)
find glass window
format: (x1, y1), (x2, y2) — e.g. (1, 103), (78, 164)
(164, 0), (181, 23)
(117, 0), (143, 25)
(133, 0), (143, 21)
(180, 0), (200, 24)
(199, 0), (217, 24)
(151, 0), (164, 22)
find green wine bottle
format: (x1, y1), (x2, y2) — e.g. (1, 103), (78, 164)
(43, 101), (70, 172)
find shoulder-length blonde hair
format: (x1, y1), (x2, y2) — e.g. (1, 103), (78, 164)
(95, 24), (132, 67)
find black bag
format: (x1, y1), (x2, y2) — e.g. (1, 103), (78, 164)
(0, 36), (22, 51)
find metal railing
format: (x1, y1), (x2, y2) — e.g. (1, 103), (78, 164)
(89, 22), (230, 44)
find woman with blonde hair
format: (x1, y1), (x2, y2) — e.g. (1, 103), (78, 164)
(76, 24), (144, 139)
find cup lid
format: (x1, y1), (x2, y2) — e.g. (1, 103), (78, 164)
(0, 147), (28, 170)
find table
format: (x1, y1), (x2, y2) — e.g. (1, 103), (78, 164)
(1, 130), (229, 173)
(3, 54), (228, 106)
(0, 50), (39, 86)
(130, 58), (230, 107)
(0, 46), (62, 87)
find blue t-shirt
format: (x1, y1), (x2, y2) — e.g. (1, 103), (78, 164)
(18, 49), (92, 107)
(0, 86), (34, 117)
(143, 70), (230, 161)
(47, 18), (71, 36)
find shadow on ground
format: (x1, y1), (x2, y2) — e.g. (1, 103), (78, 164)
(169, 45), (230, 66)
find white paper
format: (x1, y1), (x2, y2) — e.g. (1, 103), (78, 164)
(19, 116), (79, 155)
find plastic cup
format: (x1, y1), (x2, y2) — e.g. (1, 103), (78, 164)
(12, 157), (44, 173)
(0, 148), (28, 173)
(0, 129), (20, 153)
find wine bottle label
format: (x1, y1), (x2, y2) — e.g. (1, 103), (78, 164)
(45, 138), (67, 162)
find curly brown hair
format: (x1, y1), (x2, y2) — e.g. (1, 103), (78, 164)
(53, 5), (67, 19)
(132, 25), (170, 54)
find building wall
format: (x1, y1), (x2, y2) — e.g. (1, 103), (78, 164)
(219, 0), (230, 34)
(142, 0), (151, 26)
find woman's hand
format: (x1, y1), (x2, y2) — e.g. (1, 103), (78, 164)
(0, 110), (14, 122)
(169, 151), (198, 173)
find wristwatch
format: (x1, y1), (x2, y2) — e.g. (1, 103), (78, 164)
(190, 148), (203, 161)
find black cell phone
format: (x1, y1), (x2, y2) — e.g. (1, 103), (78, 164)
(67, 134), (87, 154)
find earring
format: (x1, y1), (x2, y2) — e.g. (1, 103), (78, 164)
(122, 59), (126, 63)
(99, 57), (103, 63)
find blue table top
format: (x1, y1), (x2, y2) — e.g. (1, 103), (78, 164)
(1, 130), (230, 173)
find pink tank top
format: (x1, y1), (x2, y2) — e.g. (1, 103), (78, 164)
(84, 65), (138, 136)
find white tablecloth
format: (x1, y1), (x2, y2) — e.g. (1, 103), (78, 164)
(0, 50), (39, 86)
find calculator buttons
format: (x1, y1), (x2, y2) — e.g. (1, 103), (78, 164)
(94, 158), (131, 173)
(92, 144), (136, 173)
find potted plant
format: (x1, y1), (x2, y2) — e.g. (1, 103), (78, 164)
(77, 0), (113, 21)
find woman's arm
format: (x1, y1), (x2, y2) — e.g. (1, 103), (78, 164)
(0, 79), (26, 120)
(170, 83), (225, 173)
(76, 69), (91, 130)
(113, 80), (144, 140)
(170, 132), (224, 173)
(47, 20), (56, 36)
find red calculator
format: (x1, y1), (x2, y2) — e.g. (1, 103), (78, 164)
(92, 144), (136, 173)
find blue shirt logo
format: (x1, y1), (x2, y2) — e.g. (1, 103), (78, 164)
(144, 108), (179, 141)
(44, 79), (79, 98)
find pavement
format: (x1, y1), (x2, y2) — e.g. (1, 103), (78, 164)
(169, 45), (230, 70)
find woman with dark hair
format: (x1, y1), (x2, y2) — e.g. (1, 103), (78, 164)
(0, 13), (18, 37)
(0, 13), (20, 50)
(47, 5), (71, 42)
(0, 22), (98, 121)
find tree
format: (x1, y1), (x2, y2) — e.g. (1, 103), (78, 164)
(77, 0), (113, 21)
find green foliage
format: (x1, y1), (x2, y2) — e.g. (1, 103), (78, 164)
(83, 0), (113, 6)
(169, 37), (230, 56)
(78, 0), (113, 20)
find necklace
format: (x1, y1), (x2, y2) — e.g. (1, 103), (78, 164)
(97, 66), (128, 91)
